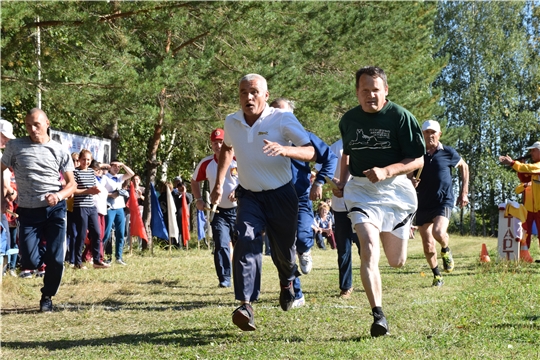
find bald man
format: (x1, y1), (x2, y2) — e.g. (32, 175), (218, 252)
(1, 108), (76, 312)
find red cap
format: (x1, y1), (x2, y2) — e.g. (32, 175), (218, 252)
(211, 128), (224, 142)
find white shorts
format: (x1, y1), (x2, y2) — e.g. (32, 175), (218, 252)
(344, 175), (417, 240)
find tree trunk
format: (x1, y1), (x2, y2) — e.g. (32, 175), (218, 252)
(160, 128), (177, 183)
(142, 88), (167, 252)
(103, 118), (119, 161)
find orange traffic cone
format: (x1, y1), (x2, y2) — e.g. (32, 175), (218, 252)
(480, 243), (491, 263)
(520, 239), (534, 263)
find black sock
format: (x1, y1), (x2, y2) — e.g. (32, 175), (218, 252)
(432, 266), (441, 277)
(372, 306), (384, 317)
(441, 247), (449, 253)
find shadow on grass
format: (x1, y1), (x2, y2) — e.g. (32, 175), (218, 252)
(1, 327), (236, 350)
(492, 322), (540, 330)
(1, 299), (237, 315)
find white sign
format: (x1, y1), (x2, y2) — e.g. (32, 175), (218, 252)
(497, 206), (520, 261)
(50, 128), (111, 164)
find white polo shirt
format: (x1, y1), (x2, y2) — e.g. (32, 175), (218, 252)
(224, 104), (310, 192)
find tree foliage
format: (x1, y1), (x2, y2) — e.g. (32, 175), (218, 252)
(2, 1), (465, 238)
(434, 1), (540, 236)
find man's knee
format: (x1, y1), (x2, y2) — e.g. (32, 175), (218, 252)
(431, 228), (449, 243)
(421, 237), (437, 256)
(423, 247), (437, 260)
(388, 257), (406, 268)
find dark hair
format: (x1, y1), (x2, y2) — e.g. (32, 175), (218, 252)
(90, 160), (101, 170)
(355, 66), (387, 89)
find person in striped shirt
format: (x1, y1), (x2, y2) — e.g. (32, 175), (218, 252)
(73, 149), (110, 269)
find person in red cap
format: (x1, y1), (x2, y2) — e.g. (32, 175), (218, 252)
(191, 128), (238, 288)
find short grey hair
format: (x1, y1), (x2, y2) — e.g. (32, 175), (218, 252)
(239, 74), (267, 92)
(269, 98), (295, 113)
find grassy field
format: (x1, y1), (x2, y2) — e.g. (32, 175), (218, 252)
(1, 234), (540, 359)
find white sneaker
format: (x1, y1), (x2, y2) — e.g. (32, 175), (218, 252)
(299, 251), (313, 274)
(292, 295), (305, 309)
(115, 259), (127, 266)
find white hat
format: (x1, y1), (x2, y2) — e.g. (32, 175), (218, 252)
(0, 119), (15, 139)
(422, 120), (441, 133)
(526, 141), (540, 150)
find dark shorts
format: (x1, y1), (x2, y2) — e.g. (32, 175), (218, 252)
(415, 206), (451, 226)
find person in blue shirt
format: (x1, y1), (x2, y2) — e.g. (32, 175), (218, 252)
(412, 120), (469, 287)
(270, 98), (337, 308)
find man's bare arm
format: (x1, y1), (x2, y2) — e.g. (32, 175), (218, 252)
(363, 156), (424, 183)
(210, 143), (234, 205)
(456, 158), (469, 207)
(262, 140), (315, 162)
(119, 163), (135, 181)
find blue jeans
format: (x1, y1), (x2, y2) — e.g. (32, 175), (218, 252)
(293, 193), (314, 299)
(8, 226), (18, 270)
(296, 194), (314, 254)
(212, 207), (236, 283)
(17, 202), (67, 297)
(65, 210), (77, 264)
(1, 214), (9, 254)
(103, 208), (126, 261)
(334, 211), (360, 291)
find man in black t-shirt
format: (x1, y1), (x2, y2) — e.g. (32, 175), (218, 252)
(412, 120), (469, 287)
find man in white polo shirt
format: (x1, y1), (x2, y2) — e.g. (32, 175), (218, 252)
(210, 74), (315, 331)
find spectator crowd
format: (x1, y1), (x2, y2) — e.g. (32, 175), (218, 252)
(13, 67), (530, 340)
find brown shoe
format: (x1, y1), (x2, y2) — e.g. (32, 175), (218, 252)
(232, 303), (256, 331)
(93, 261), (111, 269)
(340, 288), (353, 299)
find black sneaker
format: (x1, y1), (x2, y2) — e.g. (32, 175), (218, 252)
(370, 312), (389, 337)
(40, 296), (53, 313)
(232, 303), (256, 331)
(279, 281), (295, 311)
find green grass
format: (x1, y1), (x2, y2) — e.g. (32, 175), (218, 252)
(2, 235), (540, 359)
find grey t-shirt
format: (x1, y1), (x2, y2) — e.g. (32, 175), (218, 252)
(2, 136), (74, 208)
